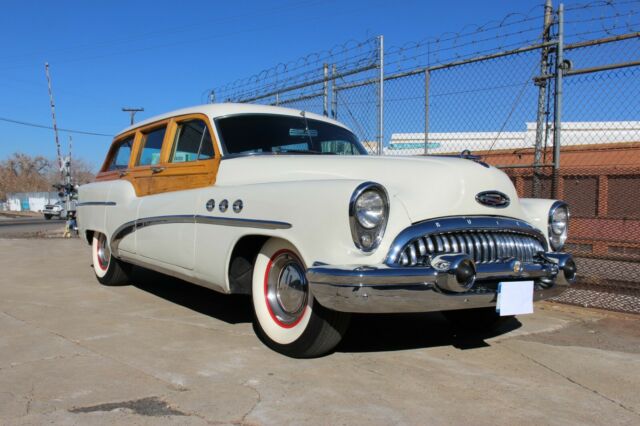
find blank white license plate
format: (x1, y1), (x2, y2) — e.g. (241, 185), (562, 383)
(496, 281), (534, 316)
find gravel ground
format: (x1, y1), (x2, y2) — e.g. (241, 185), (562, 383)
(0, 239), (639, 425)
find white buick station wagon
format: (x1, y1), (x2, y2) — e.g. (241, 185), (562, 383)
(78, 103), (576, 357)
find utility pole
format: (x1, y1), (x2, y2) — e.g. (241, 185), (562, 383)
(377, 35), (384, 156)
(551, 3), (564, 199)
(122, 107), (144, 125)
(533, 0), (553, 197)
(45, 62), (63, 177)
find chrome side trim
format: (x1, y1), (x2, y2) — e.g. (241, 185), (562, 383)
(194, 215), (291, 229)
(385, 216), (547, 265)
(77, 201), (117, 207)
(110, 214), (291, 257)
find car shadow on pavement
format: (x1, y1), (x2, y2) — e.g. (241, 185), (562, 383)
(129, 266), (254, 325)
(336, 313), (522, 353)
(128, 265), (522, 353)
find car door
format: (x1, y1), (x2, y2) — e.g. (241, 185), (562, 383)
(134, 115), (220, 270)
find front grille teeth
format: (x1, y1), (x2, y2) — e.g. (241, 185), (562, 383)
(397, 230), (545, 266)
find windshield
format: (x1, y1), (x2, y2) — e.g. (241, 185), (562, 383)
(215, 114), (367, 156)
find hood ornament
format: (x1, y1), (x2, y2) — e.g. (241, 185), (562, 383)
(476, 191), (510, 208)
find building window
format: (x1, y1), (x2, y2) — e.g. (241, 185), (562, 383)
(608, 245), (640, 257)
(607, 176), (640, 218)
(563, 176), (598, 218)
(564, 243), (593, 253)
(522, 176), (552, 198)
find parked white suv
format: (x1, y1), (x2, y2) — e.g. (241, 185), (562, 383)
(43, 201), (66, 220)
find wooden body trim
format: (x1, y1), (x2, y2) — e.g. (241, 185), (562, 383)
(96, 113), (221, 196)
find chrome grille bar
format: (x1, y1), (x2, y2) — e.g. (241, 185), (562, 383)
(396, 230), (546, 266)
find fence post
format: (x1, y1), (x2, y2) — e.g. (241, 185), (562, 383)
(331, 64), (337, 119)
(323, 63), (329, 116)
(533, 0), (553, 197)
(377, 35), (385, 156)
(552, 3), (564, 199)
(424, 68), (430, 155)
(275, 93), (280, 106)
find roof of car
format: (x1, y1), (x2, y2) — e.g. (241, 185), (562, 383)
(117, 103), (350, 137)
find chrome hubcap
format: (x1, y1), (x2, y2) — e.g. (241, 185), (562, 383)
(266, 252), (308, 325)
(97, 234), (110, 269)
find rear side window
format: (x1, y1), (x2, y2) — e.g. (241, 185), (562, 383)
(107, 137), (133, 170)
(170, 119), (214, 163)
(138, 126), (167, 166)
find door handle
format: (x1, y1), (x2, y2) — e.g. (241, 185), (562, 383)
(151, 166), (165, 174)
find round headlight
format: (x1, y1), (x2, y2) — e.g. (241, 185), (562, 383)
(355, 190), (385, 229)
(549, 202), (569, 251)
(551, 207), (568, 235)
(349, 182), (389, 252)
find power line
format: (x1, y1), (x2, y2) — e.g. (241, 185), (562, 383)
(0, 116), (113, 137)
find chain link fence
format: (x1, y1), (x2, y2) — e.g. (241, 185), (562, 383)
(209, 0), (640, 313)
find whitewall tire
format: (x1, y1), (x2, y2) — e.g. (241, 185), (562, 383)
(92, 233), (131, 285)
(252, 238), (350, 358)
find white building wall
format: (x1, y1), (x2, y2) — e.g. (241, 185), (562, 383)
(6, 192), (59, 212)
(387, 121), (640, 155)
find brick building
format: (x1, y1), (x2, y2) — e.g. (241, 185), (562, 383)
(389, 122), (640, 268)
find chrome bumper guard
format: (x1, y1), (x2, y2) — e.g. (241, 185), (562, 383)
(307, 252), (576, 314)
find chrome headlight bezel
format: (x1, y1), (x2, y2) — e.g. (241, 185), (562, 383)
(548, 201), (569, 251)
(349, 182), (389, 252)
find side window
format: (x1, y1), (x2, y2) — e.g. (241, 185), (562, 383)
(138, 126), (167, 166)
(170, 119), (214, 163)
(108, 137), (133, 170)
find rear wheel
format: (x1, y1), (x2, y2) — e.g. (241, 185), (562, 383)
(251, 238), (350, 358)
(442, 307), (513, 332)
(92, 233), (131, 286)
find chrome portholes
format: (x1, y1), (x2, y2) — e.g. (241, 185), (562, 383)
(265, 251), (308, 326)
(233, 199), (243, 213)
(96, 233), (110, 270)
(219, 199), (229, 212)
(206, 199), (215, 212)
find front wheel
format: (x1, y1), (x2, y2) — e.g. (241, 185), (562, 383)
(92, 233), (131, 286)
(44, 214), (52, 220)
(251, 238), (350, 358)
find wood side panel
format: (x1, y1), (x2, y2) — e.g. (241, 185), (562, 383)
(95, 113), (221, 197)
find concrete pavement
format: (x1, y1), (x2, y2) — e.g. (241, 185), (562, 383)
(0, 238), (639, 425)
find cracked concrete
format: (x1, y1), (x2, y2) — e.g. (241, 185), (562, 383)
(1, 238), (639, 425)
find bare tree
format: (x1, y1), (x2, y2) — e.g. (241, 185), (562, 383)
(0, 153), (52, 200)
(0, 153), (96, 200)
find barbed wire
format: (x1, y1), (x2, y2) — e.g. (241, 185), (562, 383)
(208, 0), (640, 105)
(211, 37), (379, 102)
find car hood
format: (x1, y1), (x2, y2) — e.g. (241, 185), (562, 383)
(216, 155), (530, 223)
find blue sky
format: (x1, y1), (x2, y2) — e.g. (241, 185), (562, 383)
(0, 0), (622, 168)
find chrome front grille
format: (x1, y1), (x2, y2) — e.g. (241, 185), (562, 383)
(398, 230), (546, 266)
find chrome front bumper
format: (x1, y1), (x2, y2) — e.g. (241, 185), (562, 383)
(307, 252), (576, 314)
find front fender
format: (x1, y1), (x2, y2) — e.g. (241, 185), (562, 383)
(519, 198), (561, 247)
(216, 179), (413, 267)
